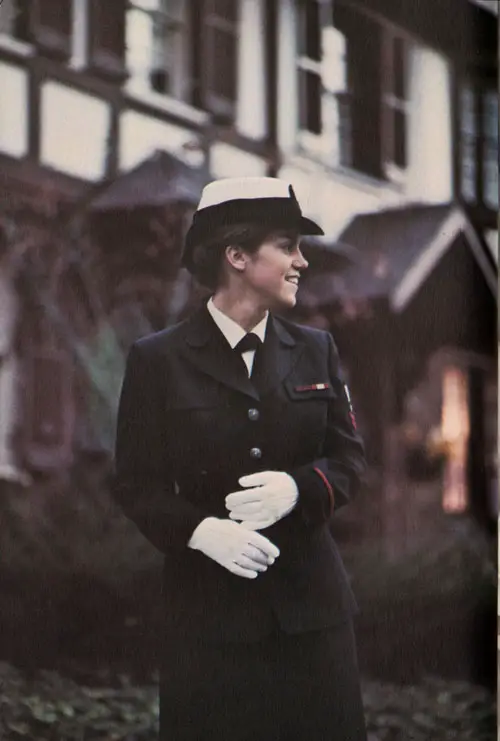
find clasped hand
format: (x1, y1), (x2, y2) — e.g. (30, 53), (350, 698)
(225, 470), (299, 530)
(189, 517), (280, 579)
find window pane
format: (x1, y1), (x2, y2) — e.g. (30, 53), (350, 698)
(483, 143), (498, 209)
(460, 86), (477, 202)
(461, 137), (477, 203)
(482, 92), (498, 206)
(441, 366), (470, 515)
(483, 90), (498, 141)
(299, 68), (322, 134)
(126, 8), (153, 74)
(337, 93), (352, 167)
(460, 86), (476, 135)
(126, 2), (185, 98)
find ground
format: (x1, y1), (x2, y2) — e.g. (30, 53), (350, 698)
(0, 662), (495, 740)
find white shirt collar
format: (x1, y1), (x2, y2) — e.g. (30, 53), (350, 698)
(207, 297), (268, 348)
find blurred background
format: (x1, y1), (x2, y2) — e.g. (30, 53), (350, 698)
(0, 0), (497, 739)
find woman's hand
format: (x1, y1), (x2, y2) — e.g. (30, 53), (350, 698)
(226, 471), (299, 530)
(188, 517), (280, 578)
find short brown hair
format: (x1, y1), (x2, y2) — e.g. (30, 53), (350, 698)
(189, 223), (275, 291)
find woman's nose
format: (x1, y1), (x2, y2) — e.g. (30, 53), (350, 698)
(293, 247), (309, 270)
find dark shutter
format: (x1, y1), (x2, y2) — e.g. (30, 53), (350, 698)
(304, 0), (321, 61)
(335, 4), (383, 179)
(31, 0), (72, 60)
(23, 346), (74, 471)
(350, 14), (383, 178)
(89, 0), (127, 81)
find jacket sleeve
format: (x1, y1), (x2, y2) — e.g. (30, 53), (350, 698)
(289, 332), (366, 527)
(112, 342), (208, 552)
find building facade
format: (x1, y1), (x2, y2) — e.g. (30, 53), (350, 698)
(0, 1), (497, 536)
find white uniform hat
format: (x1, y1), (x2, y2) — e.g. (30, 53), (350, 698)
(182, 176), (323, 271)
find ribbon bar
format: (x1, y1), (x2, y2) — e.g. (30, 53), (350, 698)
(294, 383), (330, 392)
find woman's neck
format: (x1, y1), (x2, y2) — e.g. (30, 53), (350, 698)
(212, 291), (267, 333)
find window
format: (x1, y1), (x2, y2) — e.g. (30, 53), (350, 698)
(297, 0), (323, 135)
(197, 0), (239, 120)
(331, 2), (411, 182)
(459, 85), (477, 202)
(296, 0), (349, 165)
(458, 79), (499, 210)
(382, 32), (410, 180)
(125, 0), (239, 121)
(441, 366), (470, 514)
(482, 90), (498, 209)
(126, 0), (189, 98)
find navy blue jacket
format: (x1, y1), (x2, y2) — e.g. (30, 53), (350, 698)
(113, 306), (366, 642)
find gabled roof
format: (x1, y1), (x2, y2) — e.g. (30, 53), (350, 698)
(301, 203), (496, 312)
(469, 0), (498, 16)
(90, 150), (210, 211)
(301, 234), (363, 271)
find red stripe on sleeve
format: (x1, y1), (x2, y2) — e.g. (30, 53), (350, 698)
(313, 467), (335, 515)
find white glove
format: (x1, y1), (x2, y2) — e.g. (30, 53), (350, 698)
(225, 471), (299, 530)
(188, 517), (280, 579)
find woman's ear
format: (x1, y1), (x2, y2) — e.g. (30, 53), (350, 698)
(224, 245), (248, 273)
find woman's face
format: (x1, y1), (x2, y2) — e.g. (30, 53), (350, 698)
(243, 230), (309, 310)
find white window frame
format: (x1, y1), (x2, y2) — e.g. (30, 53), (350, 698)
(459, 83), (478, 203)
(295, 0), (348, 167)
(125, 0), (191, 104)
(481, 89), (498, 210)
(458, 80), (498, 210)
(382, 30), (412, 184)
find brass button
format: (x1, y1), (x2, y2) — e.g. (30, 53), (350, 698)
(248, 408), (260, 421)
(250, 447), (262, 459)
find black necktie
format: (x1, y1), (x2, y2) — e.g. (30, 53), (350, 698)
(234, 333), (262, 384)
(234, 333), (261, 354)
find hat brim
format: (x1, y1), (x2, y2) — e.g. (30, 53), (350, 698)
(299, 215), (324, 237)
(182, 197), (324, 271)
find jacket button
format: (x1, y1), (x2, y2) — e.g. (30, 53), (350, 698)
(248, 408), (260, 421)
(250, 447), (262, 459)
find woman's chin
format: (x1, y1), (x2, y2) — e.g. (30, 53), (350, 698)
(281, 288), (298, 308)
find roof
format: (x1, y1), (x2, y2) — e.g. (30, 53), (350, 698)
(299, 203), (497, 312)
(301, 234), (363, 271)
(468, 0), (498, 15)
(90, 150), (210, 211)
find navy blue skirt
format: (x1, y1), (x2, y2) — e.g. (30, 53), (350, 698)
(160, 619), (367, 741)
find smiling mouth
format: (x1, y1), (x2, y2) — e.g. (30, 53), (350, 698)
(285, 276), (300, 285)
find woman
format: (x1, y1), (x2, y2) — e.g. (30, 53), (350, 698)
(113, 177), (367, 740)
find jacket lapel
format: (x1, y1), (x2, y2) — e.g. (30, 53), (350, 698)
(251, 316), (303, 397)
(179, 306), (304, 401)
(181, 306), (259, 400)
